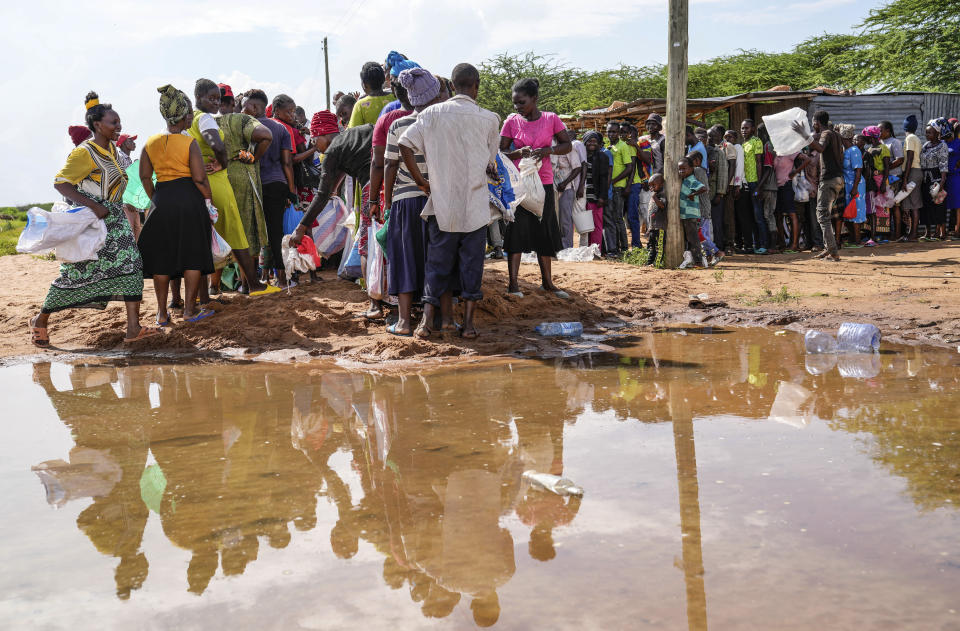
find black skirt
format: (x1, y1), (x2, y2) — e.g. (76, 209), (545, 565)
(138, 177), (214, 279)
(921, 169), (946, 225)
(504, 184), (563, 257)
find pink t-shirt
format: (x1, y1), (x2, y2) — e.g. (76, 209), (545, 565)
(774, 152), (799, 186)
(501, 111), (567, 184)
(373, 108), (412, 148)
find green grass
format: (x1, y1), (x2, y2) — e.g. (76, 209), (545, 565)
(742, 285), (799, 306)
(712, 270), (724, 282)
(620, 247), (650, 266)
(0, 204), (53, 257)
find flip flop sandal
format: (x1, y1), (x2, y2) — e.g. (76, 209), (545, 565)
(183, 309), (215, 323)
(440, 322), (462, 333)
(386, 323), (413, 337)
(29, 319), (49, 347)
(156, 315), (171, 327)
(460, 328), (479, 340)
(414, 323), (434, 339)
(249, 285), (282, 297)
(123, 326), (161, 343)
(506, 291), (524, 298)
(363, 310), (386, 321)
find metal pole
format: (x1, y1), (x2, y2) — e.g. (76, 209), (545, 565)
(323, 36), (331, 111)
(664, 0), (689, 268)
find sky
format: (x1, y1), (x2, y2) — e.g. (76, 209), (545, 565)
(0, 0), (877, 205)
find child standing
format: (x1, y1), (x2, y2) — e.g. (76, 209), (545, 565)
(688, 152), (720, 264)
(646, 174), (666, 267)
(678, 157), (710, 268)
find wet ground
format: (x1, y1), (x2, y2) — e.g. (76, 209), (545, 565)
(1, 327), (958, 630)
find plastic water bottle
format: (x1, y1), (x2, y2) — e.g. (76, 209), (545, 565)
(522, 470), (584, 496)
(535, 322), (583, 337)
(804, 330), (837, 354)
(837, 353), (881, 379)
(836, 322), (881, 352)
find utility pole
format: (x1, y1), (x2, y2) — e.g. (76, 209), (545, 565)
(323, 36), (331, 111)
(664, 0), (689, 268)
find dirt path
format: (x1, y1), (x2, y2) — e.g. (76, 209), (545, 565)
(1, 242), (959, 364)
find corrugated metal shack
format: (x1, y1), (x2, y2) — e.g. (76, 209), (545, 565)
(572, 91), (960, 135)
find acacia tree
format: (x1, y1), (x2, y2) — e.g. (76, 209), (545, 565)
(856, 0), (960, 91)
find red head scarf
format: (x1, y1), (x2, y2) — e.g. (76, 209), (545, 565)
(311, 110), (340, 137)
(68, 125), (92, 146)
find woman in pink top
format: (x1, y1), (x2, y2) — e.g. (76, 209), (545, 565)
(774, 152), (810, 252)
(500, 78), (572, 299)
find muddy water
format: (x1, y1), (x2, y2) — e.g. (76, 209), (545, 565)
(0, 327), (958, 630)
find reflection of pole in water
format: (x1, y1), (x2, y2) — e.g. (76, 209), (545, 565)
(670, 382), (708, 631)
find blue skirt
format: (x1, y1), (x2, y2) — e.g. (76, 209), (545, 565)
(386, 196), (428, 298)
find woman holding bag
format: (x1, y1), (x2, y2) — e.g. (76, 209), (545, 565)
(500, 78), (571, 299)
(137, 85), (217, 326)
(29, 92), (156, 347)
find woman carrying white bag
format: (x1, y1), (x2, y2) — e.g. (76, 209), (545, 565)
(499, 78), (571, 299)
(29, 92), (157, 347)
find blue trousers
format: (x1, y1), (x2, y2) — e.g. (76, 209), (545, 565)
(626, 183), (644, 248)
(423, 217), (486, 305)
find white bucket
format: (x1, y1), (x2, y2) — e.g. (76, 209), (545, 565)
(572, 200), (594, 234)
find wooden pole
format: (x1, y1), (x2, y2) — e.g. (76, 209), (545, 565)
(664, 0), (689, 268)
(323, 36), (331, 111)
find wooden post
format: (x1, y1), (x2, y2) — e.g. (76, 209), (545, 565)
(664, 0), (689, 268)
(323, 37), (331, 111)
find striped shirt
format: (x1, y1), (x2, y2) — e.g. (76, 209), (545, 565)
(384, 113), (427, 202)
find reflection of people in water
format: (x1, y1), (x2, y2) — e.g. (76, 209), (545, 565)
(32, 362), (152, 600)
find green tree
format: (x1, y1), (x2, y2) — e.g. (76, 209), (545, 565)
(855, 0), (960, 91)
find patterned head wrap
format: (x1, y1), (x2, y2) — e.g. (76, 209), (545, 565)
(903, 115), (918, 133)
(928, 117), (953, 138)
(582, 130), (602, 145)
(862, 125), (881, 139)
(157, 84), (191, 125)
(68, 125), (92, 146)
(310, 110), (340, 137)
(836, 124), (855, 139)
(398, 67), (440, 106)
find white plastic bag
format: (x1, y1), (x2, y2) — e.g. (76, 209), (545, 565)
(280, 234), (317, 278)
(571, 196), (594, 233)
(366, 220), (387, 301)
(498, 152), (522, 222)
(211, 228), (232, 264)
(16, 205), (106, 262)
(761, 107), (813, 156)
(337, 213), (359, 280)
(515, 157), (545, 217)
(556, 244), (600, 261)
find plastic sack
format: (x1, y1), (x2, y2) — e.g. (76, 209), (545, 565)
(281, 234), (319, 278)
(338, 229), (362, 281)
(311, 195), (351, 257)
(366, 220), (388, 300)
(515, 157), (545, 217)
(556, 244), (600, 261)
(761, 107), (813, 156)
(211, 228), (232, 264)
(282, 203), (305, 236)
(498, 153), (522, 222)
(16, 205), (107, 262)
(375, 208), (390, 252)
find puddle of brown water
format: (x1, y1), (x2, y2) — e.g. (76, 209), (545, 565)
(1, 328), (958, 630)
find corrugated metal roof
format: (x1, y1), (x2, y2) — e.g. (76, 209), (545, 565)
(809, 93), (960, 139)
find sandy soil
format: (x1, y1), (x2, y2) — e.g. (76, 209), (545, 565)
(1, 242), (959, 364)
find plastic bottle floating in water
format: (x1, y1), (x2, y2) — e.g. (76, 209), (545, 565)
(522, 470), (584, 496)
(836, 322), (881, 352)
(535, 322), (584, 337)
(804, 330), (838, 354)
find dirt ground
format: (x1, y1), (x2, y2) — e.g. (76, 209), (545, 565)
(1, 241), (959, 364)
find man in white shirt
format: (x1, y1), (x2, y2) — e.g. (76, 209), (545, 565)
(399, 63), (500, 340)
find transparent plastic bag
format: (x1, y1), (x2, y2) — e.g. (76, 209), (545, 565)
(515, 157), (545, 217)
(211, 228), (232, 264)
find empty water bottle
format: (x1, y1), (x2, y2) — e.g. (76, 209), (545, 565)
(535, 322), (583, 337)
(836, 322), (881, 352)
(837, 353), (881, 379)
(522, 470), (584, 496)
(804, 330), (837, 354)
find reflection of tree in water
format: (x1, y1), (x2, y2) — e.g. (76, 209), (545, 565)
(826, 369), (960, 512)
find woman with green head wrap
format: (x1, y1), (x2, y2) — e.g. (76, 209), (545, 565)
(136, 84), (218, 325)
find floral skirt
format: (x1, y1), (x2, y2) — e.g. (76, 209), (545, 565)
(42, 195), (143, 313)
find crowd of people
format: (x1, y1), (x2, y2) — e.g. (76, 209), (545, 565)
(27, 53), (960, 347)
